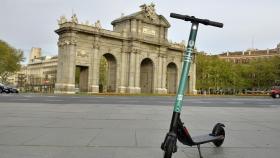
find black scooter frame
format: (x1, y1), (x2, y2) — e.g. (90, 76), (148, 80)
(161, 13), (225, 158)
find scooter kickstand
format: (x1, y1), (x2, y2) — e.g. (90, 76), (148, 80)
(197, 145), (203, 158)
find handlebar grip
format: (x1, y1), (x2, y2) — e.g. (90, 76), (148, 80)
(206, 20), (223, 28)
(170, 13), (188, 20)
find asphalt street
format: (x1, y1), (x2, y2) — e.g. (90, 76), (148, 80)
(0, 94), (279, 108)
(0, 94), (279, 158)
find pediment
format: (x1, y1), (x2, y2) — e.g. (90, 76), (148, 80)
(135, 11), (170, 28)
(111, 4), (170, 28)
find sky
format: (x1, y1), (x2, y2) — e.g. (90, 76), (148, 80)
(0, 0), (280, 61)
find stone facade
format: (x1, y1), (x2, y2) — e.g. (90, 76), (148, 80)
(54, 4), (196, 94)
(219, 44), (280, 64)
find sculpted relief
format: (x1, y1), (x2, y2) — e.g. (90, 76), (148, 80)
(140, 3), (157, 21)
(143, 26), (156, 36)
(76, 50), (88, 57)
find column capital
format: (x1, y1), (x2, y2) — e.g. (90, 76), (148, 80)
(57, 39), (77, 47)
(92, 42), (100, 49)
(158, 53), (167, 58)
(132, 48), (141, 54)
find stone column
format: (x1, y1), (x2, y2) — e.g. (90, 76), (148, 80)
(88, 42), (100, 93)
(159, 26), (165, 42)
(118, 50), (127, 93)
(131, 19), (137, 37)
(162, 56), (167, 93)
(127, 51), (136, 93)
(155, 46), (168, 94)
(164, 28), (168, 39)
(54, 37), (77, 94)
(134, 51), (141, 93)
(155, 55), (162, 93)
(137, 20), (142, 37)
(155, 55), (167, 94)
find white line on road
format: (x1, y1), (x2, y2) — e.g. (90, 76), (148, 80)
(45, 99), (64, 102)
(226, 102), (244, 104)
(269, 105), (280, 108)
(119, 100), (140, 103)
(157, 101), (174, 104)
(193, 101), (212, 104)
(13, 98), (30, 101)
(23, 95), (34, 98)
(71, 97), (81, 99)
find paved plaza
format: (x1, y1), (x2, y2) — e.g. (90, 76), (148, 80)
(0, 94), (279, 158)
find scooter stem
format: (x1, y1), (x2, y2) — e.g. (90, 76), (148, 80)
(169, 22), (199, 132)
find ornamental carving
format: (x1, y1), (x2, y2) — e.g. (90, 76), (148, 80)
(71, 14), (78, 24)
(76, 50), (88, 57)
(140, 3), (157, 21)
(57, 16), (68, 26)
(94, 20), (102, 29)
(57, 39), (77, 46)
(131, 48), (141, 54)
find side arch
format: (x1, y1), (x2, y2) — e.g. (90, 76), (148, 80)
(99, 53), (117, 92)
(140, 58), (154, 93)
(166, 62), (178, 94)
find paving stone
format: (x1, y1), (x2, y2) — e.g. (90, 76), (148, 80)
(24, 128), (101, 146)
(88, 129), (135, 147)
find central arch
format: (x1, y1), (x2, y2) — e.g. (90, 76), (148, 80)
(99, 53), (117, 93)
(166, 62), (178, 94)
(140, 58), (154, 93)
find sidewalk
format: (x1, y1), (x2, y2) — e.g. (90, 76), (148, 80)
(0, 102), (279, 158)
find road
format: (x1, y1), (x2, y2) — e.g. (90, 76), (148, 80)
(0, 94), (279, 108)
(0, 94), (279, 158)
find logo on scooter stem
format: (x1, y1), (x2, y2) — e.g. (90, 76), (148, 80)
(188, 40), (195, 47)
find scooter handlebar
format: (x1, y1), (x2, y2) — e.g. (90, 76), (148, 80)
(170, 13), (187, 20)
(170, 13), (223, 28)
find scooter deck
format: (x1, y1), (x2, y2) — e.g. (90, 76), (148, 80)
(192, 134), (224, 145)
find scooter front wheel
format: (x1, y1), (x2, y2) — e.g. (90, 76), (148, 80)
(161, 132), (177, 158)
(163, 144), (173, 158)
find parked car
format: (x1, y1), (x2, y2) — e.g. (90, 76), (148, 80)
(0, 83), (4, 93)
(271, 86), (280, 98)
(0, 84), (19, 94)
(6, 86), (19, 93)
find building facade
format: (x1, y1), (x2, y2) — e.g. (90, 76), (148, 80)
(7, 48), (57, 93)
(25, 48), (57, 92)
(54, 4), (197, 94)
(219, 44), (280, 63)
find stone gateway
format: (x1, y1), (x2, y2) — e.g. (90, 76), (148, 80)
(54, 4), (196, 94)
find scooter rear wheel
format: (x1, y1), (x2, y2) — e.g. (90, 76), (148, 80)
(212, 125), (225, 147)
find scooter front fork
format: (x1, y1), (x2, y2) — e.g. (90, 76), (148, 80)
(161, 131), (178, 153)
(161, 112), (181, 156)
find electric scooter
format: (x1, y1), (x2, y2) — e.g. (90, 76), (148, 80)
(161, 13), (225, 158)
